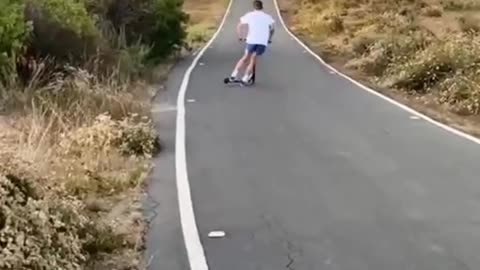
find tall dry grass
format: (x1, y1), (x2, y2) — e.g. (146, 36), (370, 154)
(0, 56), (159, 269)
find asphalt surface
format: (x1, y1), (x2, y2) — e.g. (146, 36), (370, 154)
(145, 0), (480, 269)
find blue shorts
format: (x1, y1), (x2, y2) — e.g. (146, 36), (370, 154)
(245, 43), (267, 56)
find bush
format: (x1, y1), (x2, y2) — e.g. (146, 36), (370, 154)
(347, 31), (432, 76)
(0, 171), (88, 270)
(423, 6), (443, 17)
(37, 0), (96, 36)
(139, 0), (189, 61)
(441, 0), (480, 10)
(351, 35), (376, 56)
(458, 15), (480, 34)
(59, 113), (159, 158)
(0, 1), (30, 86)
(24, 0), (99, 66)
(384, 35), (480, 92)
(0, 167), (129, 270)
(101, 0), (188, 63)
(438, 73), (480, 115)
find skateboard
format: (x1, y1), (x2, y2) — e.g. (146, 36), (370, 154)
(223, 76), (254, 86)
(223, 65), (256, 86)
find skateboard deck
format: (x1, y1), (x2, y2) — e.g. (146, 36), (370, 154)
(223, 77), (254, 86)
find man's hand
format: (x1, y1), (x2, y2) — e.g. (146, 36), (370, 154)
(268, 26), (275, 44)
(236, 21), (247, 42)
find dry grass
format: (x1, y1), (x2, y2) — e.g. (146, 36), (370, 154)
(183, 0), (229, 49)
(458, 14), (480, 33)
(423, 6), (443, 17)
(0, 63), (160, 269)
(279, 0), (480, 136)
(441, 0), (480, 10)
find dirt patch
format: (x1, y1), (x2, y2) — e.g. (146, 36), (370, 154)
(278, 0), (480, 138)
(183, 0), (229, 49)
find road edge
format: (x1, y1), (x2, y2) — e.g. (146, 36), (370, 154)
(272, 0), (480, 146)
(174, 0), (234, 269)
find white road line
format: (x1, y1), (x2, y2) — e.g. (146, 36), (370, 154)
(174, 0), (233, 269)
(272, 0), (480, 146)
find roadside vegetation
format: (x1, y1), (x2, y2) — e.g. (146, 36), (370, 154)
(279, 0), (480, 135)
(0, 0), (225, 269)
(183, 0), (230, 50)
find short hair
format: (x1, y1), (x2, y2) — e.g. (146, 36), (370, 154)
(253, 0), (263, 10)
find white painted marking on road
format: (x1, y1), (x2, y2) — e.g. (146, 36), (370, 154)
(174, 0), (233, 268)
(187, 99), (196, 103)
(208, 231), (226, 238)
(410, 115), (420, 120)
(199, 62), (205, 66)
(151, 104), (177, 113)
(273, 0), (480, 146)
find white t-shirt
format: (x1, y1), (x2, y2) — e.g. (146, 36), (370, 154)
(240, 10), (275, 46)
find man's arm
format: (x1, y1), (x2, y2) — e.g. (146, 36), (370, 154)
(237, 14), (249, 40)
(236, 21), (247, 40)
(269, 25), (275, 42)
(268, 17), (275, 43)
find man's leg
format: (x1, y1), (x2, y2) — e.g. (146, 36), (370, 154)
(230, 45), (254, 79)
(242, 53), (257, 82)
(242, 45), (265, 82)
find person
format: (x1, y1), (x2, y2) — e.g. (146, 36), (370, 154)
(229, 0), (275, 84)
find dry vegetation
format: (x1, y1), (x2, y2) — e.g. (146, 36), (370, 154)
(183, 0), (229, 49)
(280, 0), (480, 135)
(0, 62), (159, 270)
(0, 0), (224, 269)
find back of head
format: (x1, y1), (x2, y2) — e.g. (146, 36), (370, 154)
(253, 0), (263, 10)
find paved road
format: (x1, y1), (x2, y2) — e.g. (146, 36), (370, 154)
(145, 0), (480, 269)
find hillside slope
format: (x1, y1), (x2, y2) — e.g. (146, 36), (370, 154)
(279, 0), (480, 135)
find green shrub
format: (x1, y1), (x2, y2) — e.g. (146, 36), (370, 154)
(37, 0), (96, 36)
(139, 0), (189, 62)
(0, 1), (30, 86)
(24, 0), (99, 66)
(99, 0), (188, 63)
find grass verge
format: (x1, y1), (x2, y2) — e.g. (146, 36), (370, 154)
(183, 0), (230, 50)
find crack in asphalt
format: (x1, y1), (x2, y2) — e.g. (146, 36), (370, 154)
(260, 214), (301, 269)
(286, 252), (295, 270)
(285, 240), (299, 270)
